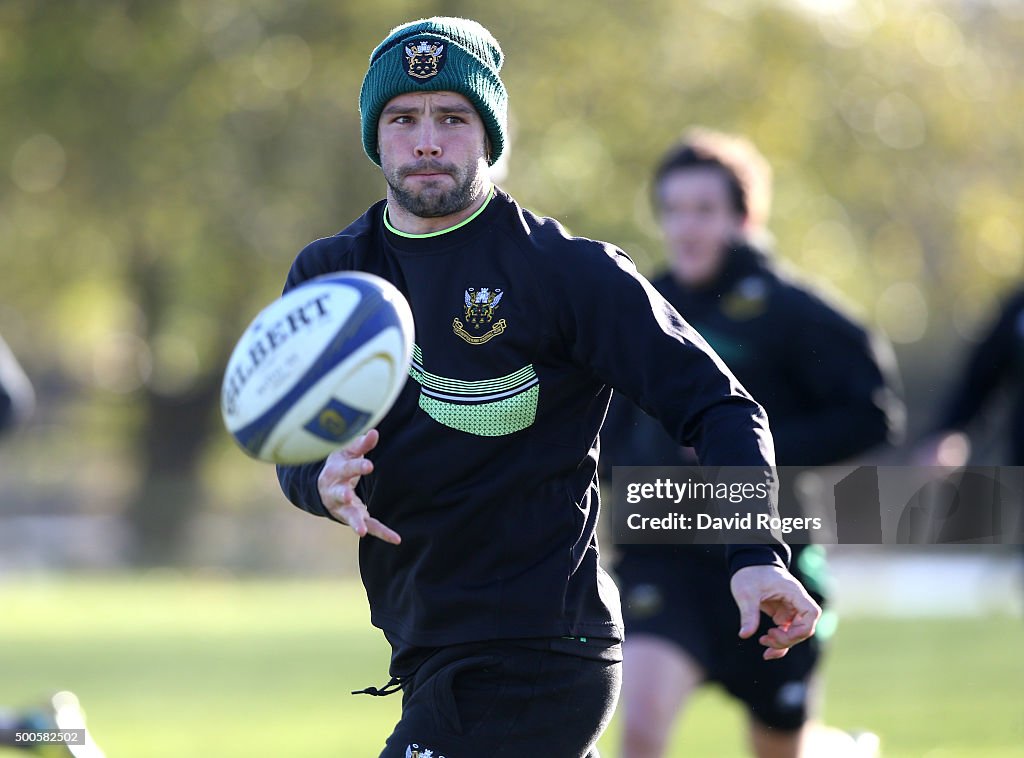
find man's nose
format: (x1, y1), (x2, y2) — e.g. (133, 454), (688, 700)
(414, 122), (442, 158)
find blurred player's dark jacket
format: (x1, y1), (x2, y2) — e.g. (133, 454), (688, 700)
(937, 288), (1024, 464)
(0, 380), (11, 432)
(276, 191), (789, 675)
(0, 335), (33, 436)
(602, 242), (904, 564)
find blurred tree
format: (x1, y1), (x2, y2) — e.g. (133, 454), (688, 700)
(0, 1), (386, 563)
(0, 0), (1021, 564)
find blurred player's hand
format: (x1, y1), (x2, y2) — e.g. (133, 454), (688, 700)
(317, 429), (401, 545)
(912, 431), (971, 467)
(730, 565), (820, 660)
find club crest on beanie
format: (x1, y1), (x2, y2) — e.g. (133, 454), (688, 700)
(359, 17), (508, 166)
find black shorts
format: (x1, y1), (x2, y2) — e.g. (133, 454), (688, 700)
(616, 546), (827, 731)
(378, 639), (622, 757)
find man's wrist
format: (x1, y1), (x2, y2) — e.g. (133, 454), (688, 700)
(727, 544), (789, 576)
(312, 461), (345, 524)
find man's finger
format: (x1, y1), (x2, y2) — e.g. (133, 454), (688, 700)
(344, 508), (368, 537)
(759, 630), (800, 659)
(365, 517), (402, 545)
(759, 615), (815, 648)
(347, 428), (380, 458)
(335, 457), (373, 484)
(769, 604), (797, 629)
(781, 609), (818, 642)
(326, 501), (367, 535)
(736, 592), (761, 639)
(759, 629), (793, 649)
(325, 483), (357, 506)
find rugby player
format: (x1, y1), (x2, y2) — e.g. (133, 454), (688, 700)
(276, 20), (820, 757)
(602, 130), (902, 758)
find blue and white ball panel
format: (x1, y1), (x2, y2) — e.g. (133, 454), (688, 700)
(222, 280), (365, 430)
(303, 397), (373, 443)
(221, 272), (415, 464)
(226, 281), (388, 452)
(257, 327), (408, 463)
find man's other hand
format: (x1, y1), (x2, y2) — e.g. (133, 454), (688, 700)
(731, 564), (821, 660)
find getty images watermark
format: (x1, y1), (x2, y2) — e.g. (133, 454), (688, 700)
(611, 466), (1024, 545)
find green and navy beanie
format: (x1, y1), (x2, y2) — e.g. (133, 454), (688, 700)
(359, 17), (507, 166)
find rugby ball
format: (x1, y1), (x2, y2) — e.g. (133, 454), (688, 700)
(221, 272), (414, 464)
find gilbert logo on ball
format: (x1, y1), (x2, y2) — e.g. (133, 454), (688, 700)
(221, 272), (414, 464)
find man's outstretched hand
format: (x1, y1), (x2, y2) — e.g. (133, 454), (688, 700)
(731, 564), (821, 660)
(316, 429), (401, 545)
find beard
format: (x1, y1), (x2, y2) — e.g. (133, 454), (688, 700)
(384, 156), (487, 219)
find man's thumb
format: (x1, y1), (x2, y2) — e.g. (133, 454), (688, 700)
(736, 593), (760, 639)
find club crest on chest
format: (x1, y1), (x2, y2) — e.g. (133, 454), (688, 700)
(453, 287), (507, 345)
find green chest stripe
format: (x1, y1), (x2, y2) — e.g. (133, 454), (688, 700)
(417, 385), (539, 436)
(410, 344), (537, 394)
(408, 343), (540, 436)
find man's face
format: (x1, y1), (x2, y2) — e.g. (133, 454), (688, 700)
(378, 91), (489, 218)
(657, 167), (746, 287)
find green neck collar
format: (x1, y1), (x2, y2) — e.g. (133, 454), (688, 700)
(383, 187), (495, 239)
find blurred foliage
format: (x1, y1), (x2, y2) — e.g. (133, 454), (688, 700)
(0, 0), (1022, 561)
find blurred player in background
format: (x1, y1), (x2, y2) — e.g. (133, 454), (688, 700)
(0, 691), (105, 757)
(602, 130), (904, 758)
(0, 347), (98, 754)
(917, 289), (1024, 598)
(918, 289), (1024, 467)
(0, 334), (34, 437)
(276, 18), (820, 757)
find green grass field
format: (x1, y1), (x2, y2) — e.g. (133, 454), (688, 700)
(1, 576), (1021, 757)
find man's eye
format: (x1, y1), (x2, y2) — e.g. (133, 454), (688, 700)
(393, 116), (413, 124)
(443, 116), (465, 125)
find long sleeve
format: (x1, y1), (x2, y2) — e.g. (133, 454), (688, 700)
(938, 292), (1024, 432)
(552, 241), (789, 572)
(277, 460), (340, 520)
(274, 237), (356, 523)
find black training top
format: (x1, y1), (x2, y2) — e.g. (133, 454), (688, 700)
(937, 288), (1024, 464)
(603, 244), (903, 470)
(601, 243), (904, 564)
(0, 336), (31, 437)
(276, 189), (787, 673)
